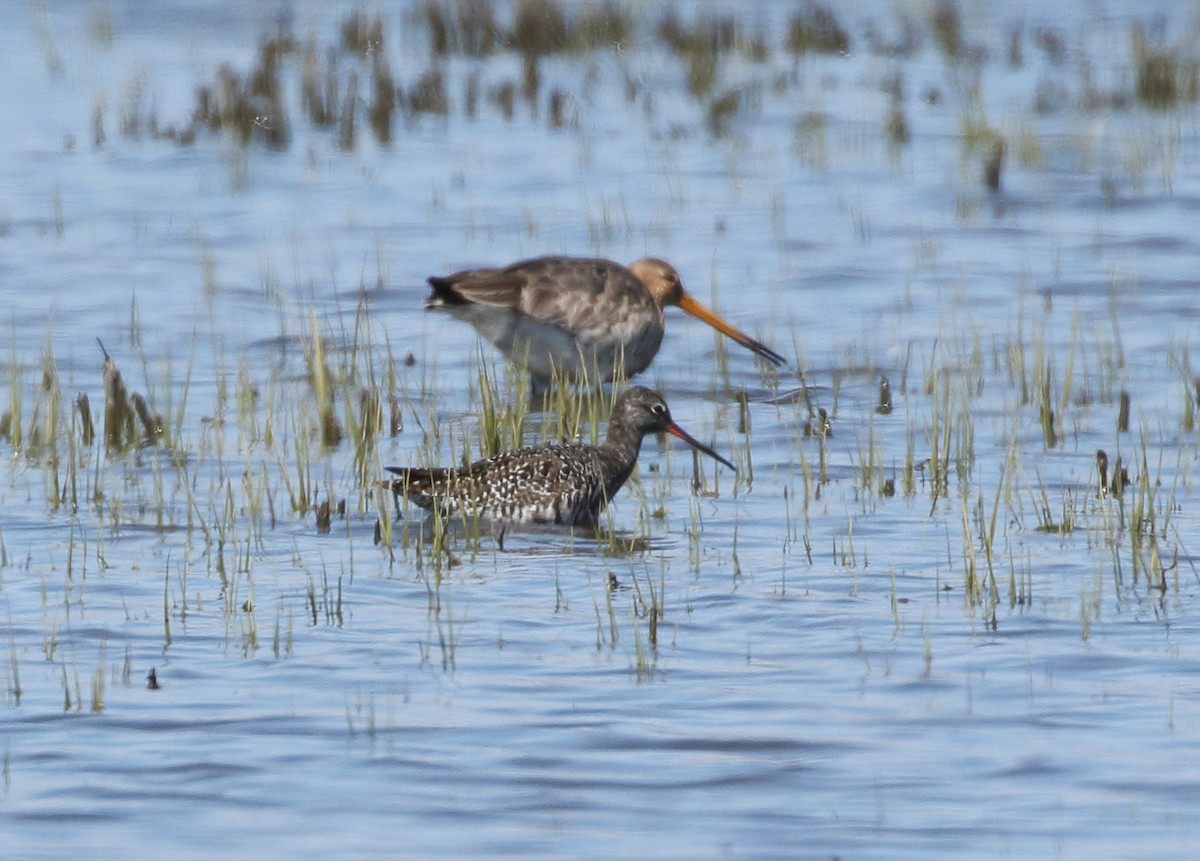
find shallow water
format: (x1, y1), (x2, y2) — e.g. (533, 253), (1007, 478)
(3, 1), (1200, 858)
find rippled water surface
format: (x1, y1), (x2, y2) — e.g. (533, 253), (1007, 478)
(3, 1), (1200, 858)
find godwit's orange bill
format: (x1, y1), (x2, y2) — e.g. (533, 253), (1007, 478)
(425, 255), (785, 394)
(673, 291), (786, 368)
(382, 386), (734, 527)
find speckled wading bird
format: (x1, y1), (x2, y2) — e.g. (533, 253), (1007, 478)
(383, 386), (734, 527)
(425, 256), (786, 394)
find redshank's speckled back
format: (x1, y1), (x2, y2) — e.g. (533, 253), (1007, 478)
(425, 255), (785, 393)
(382, 386), (735, 527)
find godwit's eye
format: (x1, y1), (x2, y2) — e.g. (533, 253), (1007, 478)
(652, 402), (666, 415)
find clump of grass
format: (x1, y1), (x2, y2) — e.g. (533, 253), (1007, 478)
(300, 41), (337, 127)
(75, 393), (94, 447)
(511, 0), (570, 57)
(368, 52), (396, 144)
(316, 499), (332, 534)
(982, 139), (1005, 191)
(706, 86), (747, 136)
(876, 376), (893, 414)
(629, 578), (659, 682)
(488, 79), (517, 119)
(350, 387), (383, 484)
(1117, 389), (1130, 433)
(90, 637), (106, 713)
(803, 406), (832, 440)
(655, 12), (738, 98)
(336, 68), (358, 151)
(866, 14), (921, 58)
(511, 0), (635, 56)
(474, 353), (531, 459)
(99, 340), (137, 453)
(852, 421), (886, 502)
(96, 338), (167, 454)
(425, 0), (632, 75)
(193, 33), (293, 150)
(902, 429), (918, 497)
(591, 571), (620, 650)
(305, 317), (343, 448)
(25, 339), (63, 469)
(786, 3), (850, 55)
(548, 88), (574, 129)
(930, 0), (964, 60)
(792, 111), (828, 166)
(960, 462), (1008, 618)
(2, 339), (22, 450)
(340, 10), (383, 56)
(401, 69), (450, 118)
(884, 96), (910, 149)
(1098, 449), (1130, 499)
(1189, 377), (1199, 432)
(425, 0), (503, 58)
(1131, 25), (1199, 109)
(571, 2), (634, 52)
(1037, 359), (1058, 448)
(131, 392), (163, 444)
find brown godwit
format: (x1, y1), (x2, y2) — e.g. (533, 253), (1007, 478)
(425, 256), (786, 394)
(383, 386), (734, 527)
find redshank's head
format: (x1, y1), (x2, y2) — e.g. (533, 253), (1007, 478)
(627, 258), (787, 368)
(614, 386), (735, 471)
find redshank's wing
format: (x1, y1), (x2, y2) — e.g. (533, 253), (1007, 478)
(383, 465), (455, 512)
(385, 444), (609, 525)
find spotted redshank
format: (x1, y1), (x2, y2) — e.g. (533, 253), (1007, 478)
(382, 386), (734, 527)
(425, 256), (785, 394)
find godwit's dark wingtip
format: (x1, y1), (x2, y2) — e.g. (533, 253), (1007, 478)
(426, 275), (469, 307)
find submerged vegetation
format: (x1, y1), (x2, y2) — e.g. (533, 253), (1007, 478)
(96, 0), (1200, 156)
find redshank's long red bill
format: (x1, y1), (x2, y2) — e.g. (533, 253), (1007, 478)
(665, 421), (736, 471)
(677, 292), (787, 368)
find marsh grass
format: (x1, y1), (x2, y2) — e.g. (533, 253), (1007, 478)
(787, 4), (850, 56)
(2, 344), (23, 450)
(475, 351), (529, 458)
(1131, 25), (1200, 109)
(4, 621), (20, 707)
(89, 635), (107, 712)
(99, 341), (138, 453)
(592, 570), (621, 652)
(305, 314), (343, 449)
